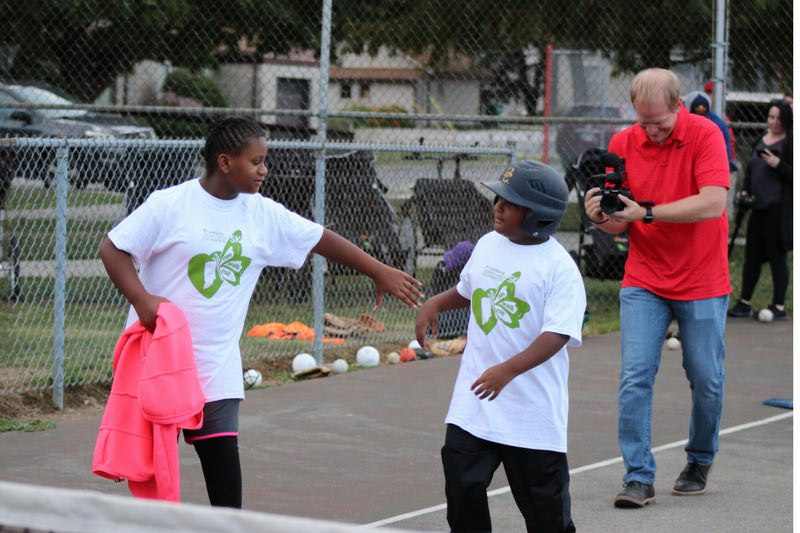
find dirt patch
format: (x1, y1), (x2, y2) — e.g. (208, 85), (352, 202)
(0, 383), (109, 422)
(243, 342), (411, 386)
(1, 342), (420, 422)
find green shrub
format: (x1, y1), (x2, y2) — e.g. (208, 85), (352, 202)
(163, 68), (228, 108)
(149, 69), (228, 138)
(345, 104), (412, 128)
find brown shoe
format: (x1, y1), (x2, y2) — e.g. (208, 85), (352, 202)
(672, 462), (712, 495)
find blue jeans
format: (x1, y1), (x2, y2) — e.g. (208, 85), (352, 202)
(618, 287), (728, 485)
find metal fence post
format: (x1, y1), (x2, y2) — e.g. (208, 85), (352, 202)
(52, 143), (68, 409)
(311, 0), (333, 365)
(712, 0), (728, 117)
(508, 140), (518, 166)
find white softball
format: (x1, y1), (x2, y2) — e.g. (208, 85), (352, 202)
(292, 352), (317, 373)
(386, 351), (401, 364)
(330, 358), (349, 374)
(356, 345), (380, 367)
(758, 308), (774, 323)
(665, 337), (681, 351)
(243, 368), (262, 388)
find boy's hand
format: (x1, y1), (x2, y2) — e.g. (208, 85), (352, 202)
(372, 264), (423, 310)
(414, 301), (440, 352)
(133, 294), (170, 333)
(471, 362), (518, 401)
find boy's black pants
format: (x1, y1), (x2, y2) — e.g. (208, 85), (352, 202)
(441, 424), (575, 533)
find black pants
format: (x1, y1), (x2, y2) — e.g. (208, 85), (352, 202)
(193, 436), (243, 508)
(741, 207), (789, 306)
(441, 424), (575, 533)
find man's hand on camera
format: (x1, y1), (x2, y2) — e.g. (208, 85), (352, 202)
(607, 194), (647, 224)
(584, 187), (609, 224)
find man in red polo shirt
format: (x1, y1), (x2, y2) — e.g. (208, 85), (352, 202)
(584, 68), (730, 509)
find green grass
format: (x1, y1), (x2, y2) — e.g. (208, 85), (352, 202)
(560, 203), (581, 232)
(3, 186), (123, 262)
(5, 187), (123, 210)
(728, 247), (793, 313)
(0, 419), (55, 432)
(5, 218), (113, 261)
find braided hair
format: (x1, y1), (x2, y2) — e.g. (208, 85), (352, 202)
(202, 117), (266, 176)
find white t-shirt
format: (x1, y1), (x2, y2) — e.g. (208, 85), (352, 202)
(108, 179), (324, 401)
(446, 231), (586, 452)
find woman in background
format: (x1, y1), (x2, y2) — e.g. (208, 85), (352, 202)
(728, 99), (793, 319)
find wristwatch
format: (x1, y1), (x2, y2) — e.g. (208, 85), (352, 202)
(643, 206), (654, 224)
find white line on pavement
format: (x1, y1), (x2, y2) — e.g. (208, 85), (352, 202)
(360, 411), (793, 528)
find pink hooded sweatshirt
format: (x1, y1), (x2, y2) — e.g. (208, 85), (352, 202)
(92, 302), (205, 502)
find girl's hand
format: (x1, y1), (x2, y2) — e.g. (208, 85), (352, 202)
(133, 294), (170, 332)
(372, 264), (423, 310)
(761, 149), (780, 168)
(470, 362), (518, 401)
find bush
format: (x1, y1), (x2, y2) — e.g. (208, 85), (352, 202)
(162, 68), (228, 108)
(147, 69), (228, 138)
(344, 104), (412, 128)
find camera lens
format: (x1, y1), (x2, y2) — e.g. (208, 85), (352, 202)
(600, 193), (623, 214)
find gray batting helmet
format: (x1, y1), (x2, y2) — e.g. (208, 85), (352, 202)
(482, 160), (569, 239)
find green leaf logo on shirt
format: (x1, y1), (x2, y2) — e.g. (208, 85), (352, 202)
(188, 230), (252, 298)
(471, 271), (530, 335)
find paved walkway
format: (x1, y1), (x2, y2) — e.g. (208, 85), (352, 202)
(0, 317), (792, 532)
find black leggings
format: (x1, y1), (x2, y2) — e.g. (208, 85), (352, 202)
(193, 436), (242, 508)
(740, 208), (789, 306)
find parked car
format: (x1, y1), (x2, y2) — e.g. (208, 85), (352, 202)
(0, 82), (156, 189)
(555, 104), (635, 179)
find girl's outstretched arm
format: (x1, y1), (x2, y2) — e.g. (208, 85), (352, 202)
(311, 229), (423, 309)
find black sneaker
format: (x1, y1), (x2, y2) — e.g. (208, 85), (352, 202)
(614, 481), (655, 508)
(672, 462), (712, 495)
(768, 305), (789, 320)
(727, 301), (752, 318)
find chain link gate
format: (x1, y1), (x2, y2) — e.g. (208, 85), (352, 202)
(0, 0), (792, 402)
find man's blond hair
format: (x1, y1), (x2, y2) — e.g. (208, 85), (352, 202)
(630, 68), (682, 108)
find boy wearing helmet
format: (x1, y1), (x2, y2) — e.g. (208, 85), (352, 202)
(416, 160), (586, 532)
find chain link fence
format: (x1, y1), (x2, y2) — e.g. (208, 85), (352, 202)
(0, 0), (792, 400)
(0, 137), (520, 397)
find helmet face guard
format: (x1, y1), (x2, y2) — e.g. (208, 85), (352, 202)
(482, 160), (568, 239)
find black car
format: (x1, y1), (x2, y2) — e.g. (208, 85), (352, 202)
(555, 104), (635, 176)
(0, 83), (156, 190)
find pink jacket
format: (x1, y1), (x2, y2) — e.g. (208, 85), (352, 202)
(92, 302), (205, 502)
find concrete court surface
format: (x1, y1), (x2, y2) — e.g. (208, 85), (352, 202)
(0, 316), (792, 532)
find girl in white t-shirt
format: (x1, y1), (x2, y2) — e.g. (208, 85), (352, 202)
(415, 161), (585, 532)
(100, 117), (423, 508)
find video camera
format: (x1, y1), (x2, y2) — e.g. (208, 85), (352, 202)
(592, 152), (636, 214)
(735, 193), (755, 209)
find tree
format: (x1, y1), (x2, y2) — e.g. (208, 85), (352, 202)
(336, 0), (561, 115)
(556, 0), (715, 73)
(729, 0), (793, 92)
(335, 0), (791, 112)
(0, 0), (789, 108)
(332, 0), (719, 115)
(0, 0), (324, 102)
